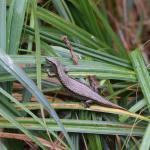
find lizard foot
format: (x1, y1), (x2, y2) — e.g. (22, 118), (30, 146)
(64, 67), (69, 73)
(46, 68), (55, 77)
(83, 100), (93, 108)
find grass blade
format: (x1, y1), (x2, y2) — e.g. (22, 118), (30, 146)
(0, 104), (46, 150)
(0, 0), (6, 50)
(89, 0), (128, 59)
(0, 117), (145, 136)
(0, 50), (74, 150)
(37, 7), (108, 49)
(52, 0), (74, 22)
(130, 48), (150, 150)
(7, 0), (27, 54)
(140, 123), (150, 150)
(0, 86), (68, 148)
(130, 49), (150, 108)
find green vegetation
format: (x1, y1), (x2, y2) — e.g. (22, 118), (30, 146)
(0, 0), (150, 149)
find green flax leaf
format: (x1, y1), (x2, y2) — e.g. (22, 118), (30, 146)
(130, 48), (150, 150)
(0, 50), (74, 150)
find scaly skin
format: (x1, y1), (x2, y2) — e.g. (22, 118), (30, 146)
(46, 57), (125, 110)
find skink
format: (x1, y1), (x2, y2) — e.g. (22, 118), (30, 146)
(46, 57), (125, 110)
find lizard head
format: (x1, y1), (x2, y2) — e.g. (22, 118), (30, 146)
(46, 57), (60, 65)
(46, 57), (63, 73)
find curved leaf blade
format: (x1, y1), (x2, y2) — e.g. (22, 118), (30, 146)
(0, 50), (74, 150)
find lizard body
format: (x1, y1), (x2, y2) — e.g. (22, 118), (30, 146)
(46, 57), (125, 110)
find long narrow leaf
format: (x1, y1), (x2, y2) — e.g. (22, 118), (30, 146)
(140, 123), (150, 150)
(0, 104), (46, 150)
(37, 7), (108, 49)
(0, 50), (74, 149)
(7, 0), (27, 54)
(0, 117), (145, 136)
(0, 0), (6, 50)
(52, 0), (75, 22)
(89, 0), (128, 59)
(0, 86), (68, 148)
(130, 49), (150, 107)
(130, 49), (150, 150)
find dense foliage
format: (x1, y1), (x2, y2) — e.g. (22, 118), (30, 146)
(0, 0), (150, 149)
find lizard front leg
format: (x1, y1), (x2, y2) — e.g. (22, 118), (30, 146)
(83, 100), (93, 108)
(46, 68), (55, 77)
(64, 67), (69, 73)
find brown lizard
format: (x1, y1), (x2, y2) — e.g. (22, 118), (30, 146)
(46, 57), (125, 110)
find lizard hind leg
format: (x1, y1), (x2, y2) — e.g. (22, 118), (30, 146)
(64, 67), (69, 73)
(83, 100), (93, 108)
